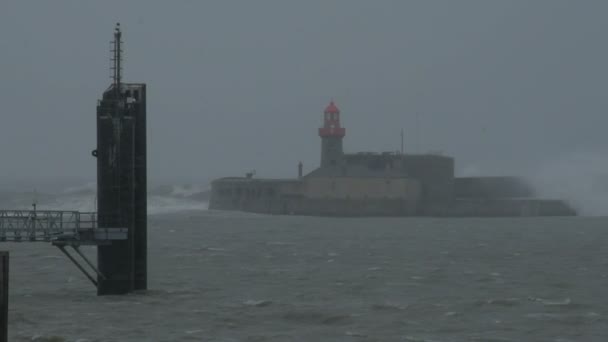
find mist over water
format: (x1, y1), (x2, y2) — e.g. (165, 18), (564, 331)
(0, 181), (209, 215)
(527, 151), (608, 216)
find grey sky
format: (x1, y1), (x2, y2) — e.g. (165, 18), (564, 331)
(1, 1), (607, 184)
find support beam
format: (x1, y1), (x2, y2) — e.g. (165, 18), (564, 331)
(57, 246), (98, 287)
(72, 246), (106, 280)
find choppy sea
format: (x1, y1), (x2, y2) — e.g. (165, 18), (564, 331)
(0, 184), (606, 341)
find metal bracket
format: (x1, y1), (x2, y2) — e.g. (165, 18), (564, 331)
(55, 244), (106, 288)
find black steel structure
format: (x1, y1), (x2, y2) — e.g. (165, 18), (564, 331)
(94, 23), (147, 295)
(0, 252), (7, 342)
(0, 24), (147, 297)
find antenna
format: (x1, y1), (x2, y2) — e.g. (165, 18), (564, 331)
(32, 189), (37, 212)
(415, 112), (420, 153)
(400, 128), (404, 155)
(110, 23), (122, 97)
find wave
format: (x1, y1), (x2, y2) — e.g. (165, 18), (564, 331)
(528, 151), (608, 216)
(0, 182), (210, 215)
(148, 195), (208, 215)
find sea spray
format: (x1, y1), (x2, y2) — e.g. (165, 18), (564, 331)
(527, 151), (608, 216)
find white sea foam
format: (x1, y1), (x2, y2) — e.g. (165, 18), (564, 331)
(148, 195), (208, 215)
(1, 182), (209, 215)
(529, 151), (608, 216)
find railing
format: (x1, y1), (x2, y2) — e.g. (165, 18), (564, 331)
(0, 210), (126, 243)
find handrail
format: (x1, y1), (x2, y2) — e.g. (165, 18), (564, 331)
(0, 210), (126, 243)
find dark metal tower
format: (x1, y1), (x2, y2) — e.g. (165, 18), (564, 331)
(94, 23), (147, 295)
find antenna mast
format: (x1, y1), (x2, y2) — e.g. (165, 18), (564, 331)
(400, 128), (404, 155)
(415, 112), (420, 153)
(111, 23), (122, 98)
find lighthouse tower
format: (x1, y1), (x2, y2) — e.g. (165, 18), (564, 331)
(318, 101), (346, 168)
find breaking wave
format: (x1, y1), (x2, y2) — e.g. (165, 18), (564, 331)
(528, 151), (608, 216)
(0, 183), (210, 215)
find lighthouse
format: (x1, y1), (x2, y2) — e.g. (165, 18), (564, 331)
(318, 101), (346, 168)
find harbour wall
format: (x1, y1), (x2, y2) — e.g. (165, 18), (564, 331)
(454, 176), (535, 199)
(209, 193), (574, 217)
(209, 196), (419, 216)
(423, 199), (576, 217)
(209, 177), (576, 217)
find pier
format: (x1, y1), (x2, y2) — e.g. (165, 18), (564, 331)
(0, 210), (126, 243)
(0, 210), (127, 288)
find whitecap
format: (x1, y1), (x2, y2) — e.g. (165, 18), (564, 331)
(206, 247), (227, 251)
(266, 241), (294, 246)
(371, 302), (406, 311)
(541, 298), (571, 306)
(243, 299), (272, 307)
(528, 297), (572, 306)
(403, 336), (442, 342)
(185, 330), (203, 335)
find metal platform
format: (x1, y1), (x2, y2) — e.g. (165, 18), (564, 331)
(0, 210), (127, 287)
(0, 210), (126, 244)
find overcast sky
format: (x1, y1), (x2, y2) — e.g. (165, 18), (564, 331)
(1, 1), (607, 185)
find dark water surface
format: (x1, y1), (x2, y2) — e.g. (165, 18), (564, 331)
(3, 212), (607, 341)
